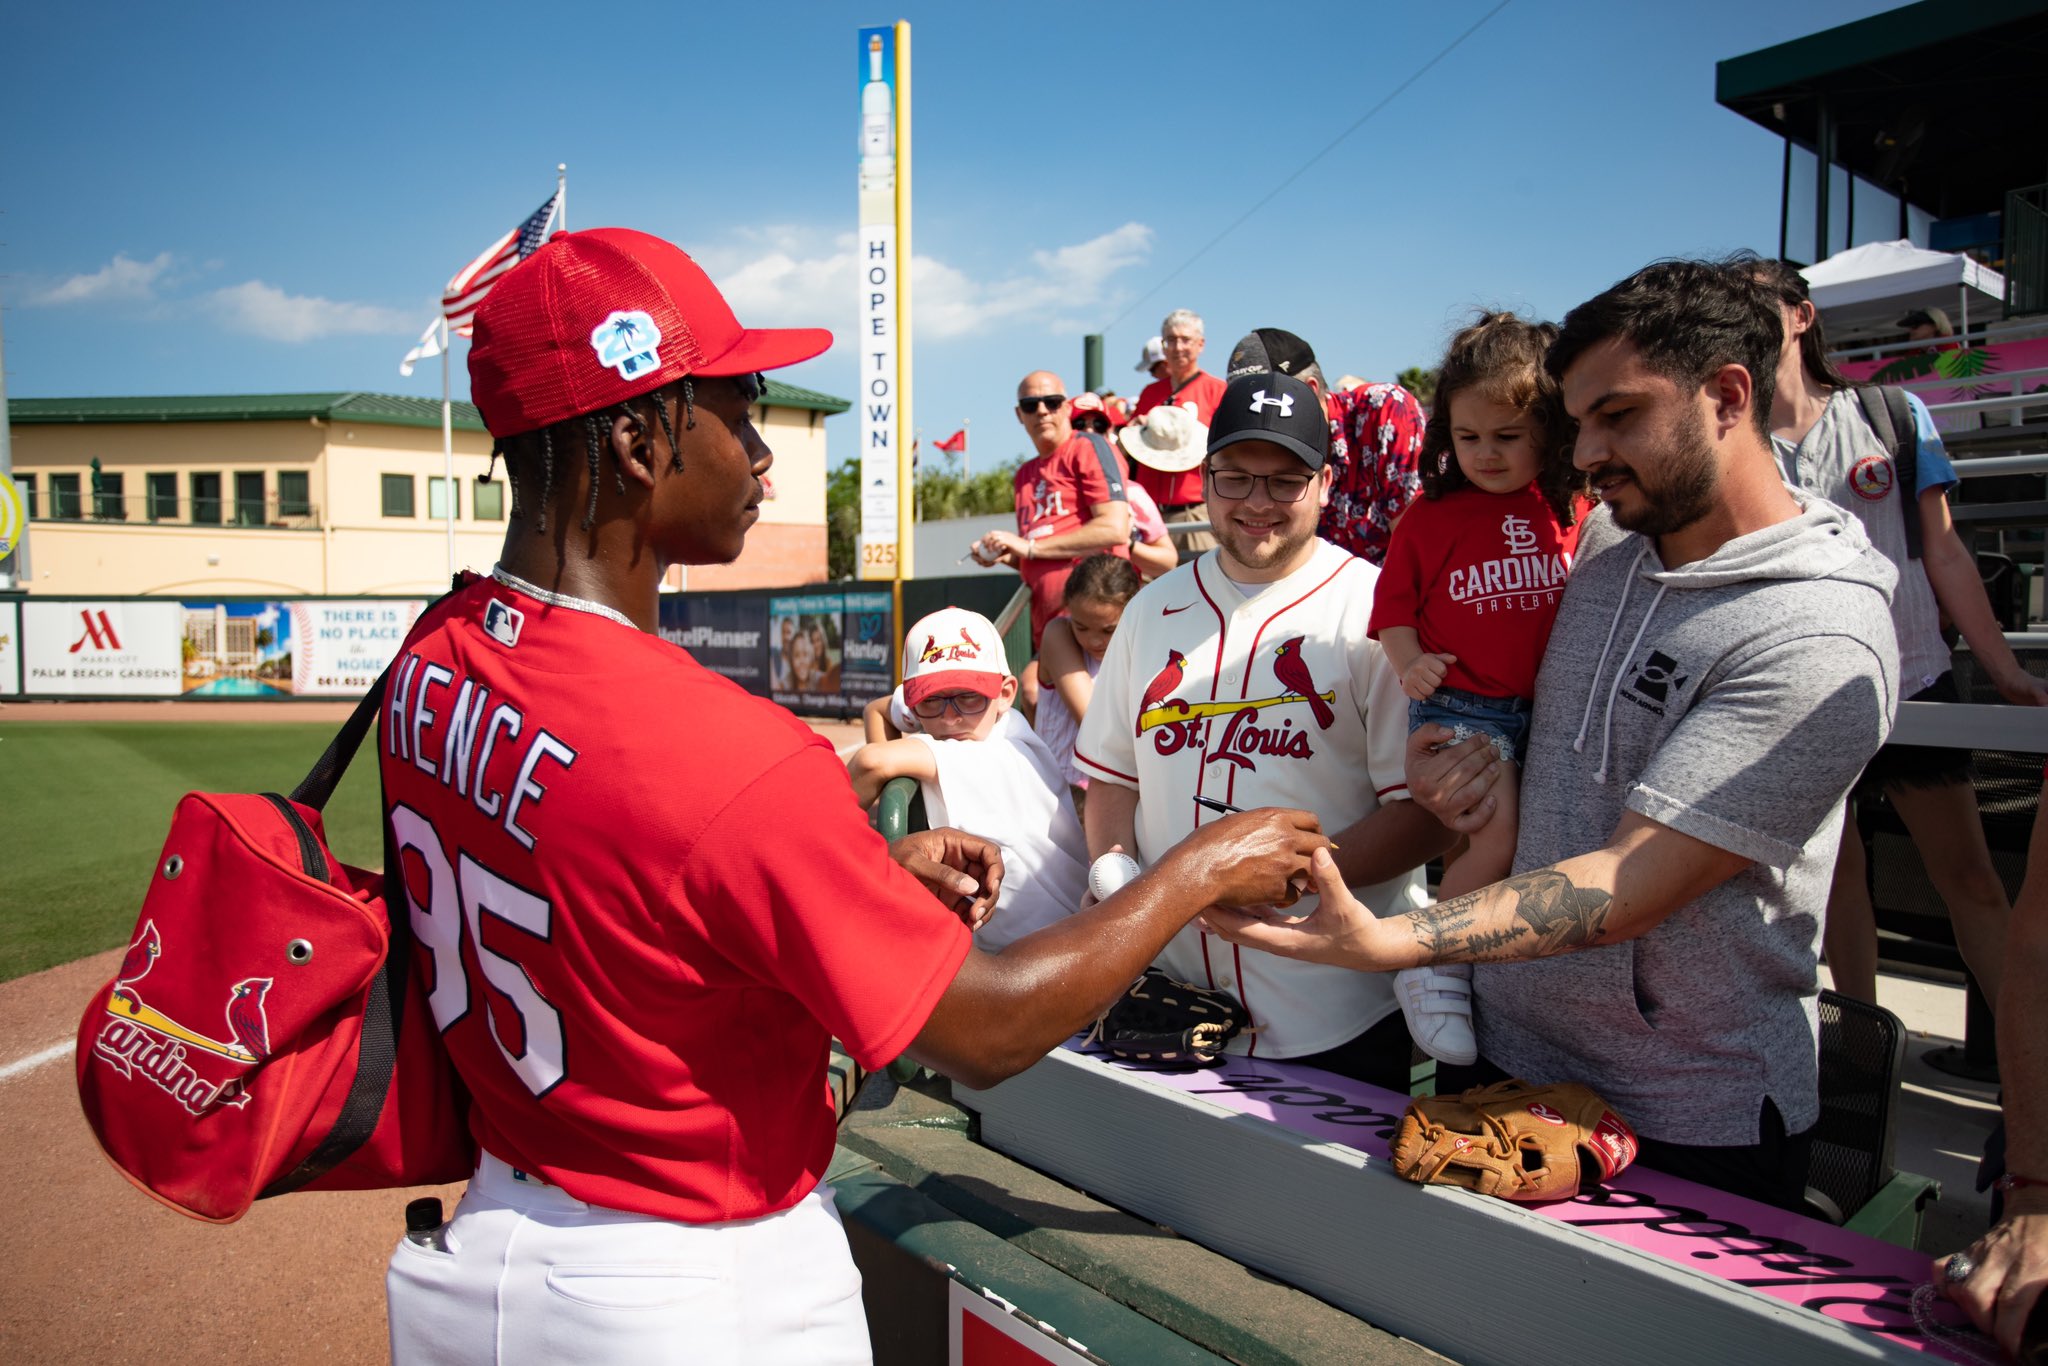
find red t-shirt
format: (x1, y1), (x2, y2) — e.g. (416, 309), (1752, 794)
(1015, 431), (1129, 647)
(1368, 485), (1585, 700)
(380, 576), (970, 1223)
(1130, 370), (1226, 508)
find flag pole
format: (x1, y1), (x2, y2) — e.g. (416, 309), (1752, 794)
(441, 315), (456, 578)
(557, 164), (568, 232)
(963, 418), (970, 479)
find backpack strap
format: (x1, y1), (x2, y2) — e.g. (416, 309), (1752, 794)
(1852, 384), (1924, 560)
(1078, 430), (1129, 502)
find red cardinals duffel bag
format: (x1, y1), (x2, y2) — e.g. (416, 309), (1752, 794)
(75, 648), (475, 1223)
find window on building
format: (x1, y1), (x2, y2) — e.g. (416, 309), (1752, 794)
(234, 471), (266, 526)
(94, 472), (128, 521)
(50, 473), (83, 520)
(191, 472), (222, 525)
(277, 470), (311, 518)
(17, 473), (35, 519)
(427, 476), (459, 521)
(382, 474), (415, 518)
(473, 479), (505, 521)
(147, 472), (179, 521)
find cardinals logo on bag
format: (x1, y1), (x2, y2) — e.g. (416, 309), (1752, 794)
(91, 920), (273, 1116)
(1138, 640), (1336, 768)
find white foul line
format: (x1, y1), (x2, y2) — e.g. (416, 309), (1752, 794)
(0, 1040), (74, 1082)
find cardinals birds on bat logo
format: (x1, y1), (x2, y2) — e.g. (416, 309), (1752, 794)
(113, 920), (161, 1009)
(919, 627), (981, 665)
(1272, 637), (1335, 729)
(1137, 650), (1189, 734)
(226, 978), (275, 1062)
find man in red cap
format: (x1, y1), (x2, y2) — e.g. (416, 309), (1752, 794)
(377, 227), (1327, 1364)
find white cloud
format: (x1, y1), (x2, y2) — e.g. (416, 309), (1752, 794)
(29, 252), (173, 305)
(205, 280), (415, 343)
(699, 222), (1155, 342)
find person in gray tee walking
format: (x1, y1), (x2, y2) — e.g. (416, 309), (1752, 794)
(1204, 260), (1899, 1212)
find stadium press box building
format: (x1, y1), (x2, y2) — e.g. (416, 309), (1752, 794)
(6, 384), (849, 598)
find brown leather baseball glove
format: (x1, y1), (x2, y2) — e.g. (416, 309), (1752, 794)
(1391, 1079), (1639, 1203)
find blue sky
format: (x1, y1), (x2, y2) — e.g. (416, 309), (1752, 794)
(4, 0), (1908, 471)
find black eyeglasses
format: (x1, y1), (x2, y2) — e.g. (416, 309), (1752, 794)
(1206, 468), (1314, 502)
(911, 691), (993, 719)
(1017, 395), (1067, 414)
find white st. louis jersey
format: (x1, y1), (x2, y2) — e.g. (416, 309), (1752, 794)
(1074, 538), (1423, 1056)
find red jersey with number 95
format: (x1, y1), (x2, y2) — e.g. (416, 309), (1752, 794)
(379, 575), (970, 1222)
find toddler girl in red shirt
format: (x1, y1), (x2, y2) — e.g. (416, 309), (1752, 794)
(1369, 313), (1590, 1065)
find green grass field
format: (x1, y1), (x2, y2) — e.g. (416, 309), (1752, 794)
(0, 723), (386, 982)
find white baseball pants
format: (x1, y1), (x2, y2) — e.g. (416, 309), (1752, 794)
(387, 1152), (872, 1365)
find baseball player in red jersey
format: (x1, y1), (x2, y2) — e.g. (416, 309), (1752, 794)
(378, 227), (1328, 1365)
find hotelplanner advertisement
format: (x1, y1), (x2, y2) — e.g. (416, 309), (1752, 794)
(22, 601), (183, 696)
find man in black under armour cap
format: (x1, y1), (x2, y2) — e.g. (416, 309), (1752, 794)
(1073, 363), (1452, 1089)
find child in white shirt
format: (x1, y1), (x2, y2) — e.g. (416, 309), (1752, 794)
(849, 607), (1088, 951)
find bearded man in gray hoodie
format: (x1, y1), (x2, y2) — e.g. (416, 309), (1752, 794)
(1205, 259), (1899, 1212)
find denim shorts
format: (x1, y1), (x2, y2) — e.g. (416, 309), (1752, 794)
(1408, 686), (1532, 765)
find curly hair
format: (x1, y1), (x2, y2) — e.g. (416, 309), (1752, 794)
(1419, 312), (1585, 526)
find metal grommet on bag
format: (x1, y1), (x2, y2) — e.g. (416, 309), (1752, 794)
(286, 939), (314, 965)
(162, 854), (184, 879)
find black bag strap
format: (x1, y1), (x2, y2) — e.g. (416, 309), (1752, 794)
(262, 581), (461, 1198)
(1852, 384), (1924, 560)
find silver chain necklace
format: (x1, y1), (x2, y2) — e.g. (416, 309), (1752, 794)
(489, 565), (641, 630)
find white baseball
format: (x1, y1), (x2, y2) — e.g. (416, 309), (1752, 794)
(1089, 852), (1142, 901)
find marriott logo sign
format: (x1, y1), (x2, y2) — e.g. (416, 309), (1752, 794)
(70, 609), (123, 653)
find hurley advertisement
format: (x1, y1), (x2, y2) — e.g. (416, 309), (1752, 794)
(659, 588), (895, 720)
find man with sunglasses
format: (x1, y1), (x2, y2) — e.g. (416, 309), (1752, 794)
(973, 370), (1132, 648)
(1074, 370), (1453, 1087)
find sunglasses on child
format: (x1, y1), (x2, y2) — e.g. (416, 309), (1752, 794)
(911, 691), (993, 719)
(1016, 394), (1067, 414)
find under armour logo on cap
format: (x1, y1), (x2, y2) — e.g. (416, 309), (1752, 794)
(1248, 389), (1294, 417)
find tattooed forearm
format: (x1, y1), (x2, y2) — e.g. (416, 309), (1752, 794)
(1404, 867), (1614, 964)
(1509, 868), (1613, 954)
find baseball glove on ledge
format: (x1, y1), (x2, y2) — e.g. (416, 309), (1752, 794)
(1391, 1079), (1639, 1203)
(1089, 967), (1253, 1068)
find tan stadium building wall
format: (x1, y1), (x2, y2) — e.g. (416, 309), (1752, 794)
(10, 401), (833, 596)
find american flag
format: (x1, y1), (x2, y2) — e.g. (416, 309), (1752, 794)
(441, 191), (561, 336)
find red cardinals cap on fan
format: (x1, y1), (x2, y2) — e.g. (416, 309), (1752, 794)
(468, 227), (833, 438)
(900, 607), (1010, 707)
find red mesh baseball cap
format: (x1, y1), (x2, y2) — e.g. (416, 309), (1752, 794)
(468, 227), (833, 437)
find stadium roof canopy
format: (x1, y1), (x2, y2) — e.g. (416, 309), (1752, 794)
(1716, 0), (2048, 255)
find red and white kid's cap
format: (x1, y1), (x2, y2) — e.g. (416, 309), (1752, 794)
(901, 607), (1009, 706)
(1069, 392), (1127, 428)
(468, 227), (832, 438)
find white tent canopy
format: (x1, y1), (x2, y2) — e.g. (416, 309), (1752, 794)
(1800, 239), (2006, 344)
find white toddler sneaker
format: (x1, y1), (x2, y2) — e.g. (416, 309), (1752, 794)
(1394, 963), (1476, 1066)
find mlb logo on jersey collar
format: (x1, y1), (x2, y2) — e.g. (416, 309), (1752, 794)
(484, 599), (525, 648)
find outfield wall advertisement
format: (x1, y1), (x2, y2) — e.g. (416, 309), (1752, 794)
(6, 596), (425, 700)
(659, 587), (894, 720)
(0, 600), (19, 695)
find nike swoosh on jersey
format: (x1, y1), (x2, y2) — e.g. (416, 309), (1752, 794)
(1161, 603), (1194, 615)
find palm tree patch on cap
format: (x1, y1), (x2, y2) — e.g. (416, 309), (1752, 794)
(590, 309), (663, 381)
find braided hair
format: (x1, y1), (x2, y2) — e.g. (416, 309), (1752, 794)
(490, 381), (694, 532)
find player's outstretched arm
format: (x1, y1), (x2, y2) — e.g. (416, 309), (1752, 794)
(908, 807), (1327, 1089)
(1203, 810), (1748, 971)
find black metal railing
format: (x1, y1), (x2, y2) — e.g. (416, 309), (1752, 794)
(2007, 183), (2048, 317)
(28, 491), (321, 529)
